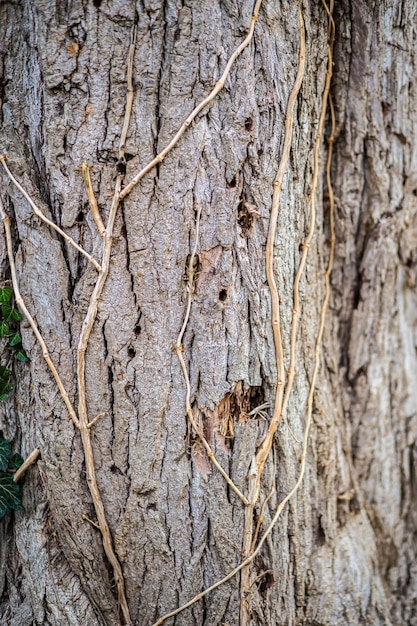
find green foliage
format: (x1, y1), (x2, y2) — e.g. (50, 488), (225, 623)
(0, 437), (23, 520)
(0, 287), (29, 398)
(0, 286), (28, 519)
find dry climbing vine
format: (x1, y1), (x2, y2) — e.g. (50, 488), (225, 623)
(0, 0), (336, 624)
(155, 0), (336, 624)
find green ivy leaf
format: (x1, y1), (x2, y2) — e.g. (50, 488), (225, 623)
(0, 321), (9, 337)
(0, 379), (13, 398)
(0, 439), (11, 472)
(0, 287), (13, 304)
(15, 351), (29, 363)
(0, 473), (24, 520)
(1, 304), (22, 323)
(8, 332), (22, 348)
(8, 453), (23, 470)
(0, 366), (12, 379)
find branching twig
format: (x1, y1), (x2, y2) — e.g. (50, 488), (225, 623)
(119, 0), (262, 201)
(0, 156), (102, 271)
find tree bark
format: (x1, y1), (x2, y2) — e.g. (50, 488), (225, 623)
(0, 1), (416, 625)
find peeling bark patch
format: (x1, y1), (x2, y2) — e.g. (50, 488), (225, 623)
(195, 246), (222, 291)
(195, 382), (266, 456)
(190, 383), (265, 481)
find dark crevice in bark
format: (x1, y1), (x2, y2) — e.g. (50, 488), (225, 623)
(153, 1), (169, 180)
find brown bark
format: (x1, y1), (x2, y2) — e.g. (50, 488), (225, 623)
(0, 1), (416, 625)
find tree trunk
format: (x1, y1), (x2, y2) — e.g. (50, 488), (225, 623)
(0, 1), (416, 625)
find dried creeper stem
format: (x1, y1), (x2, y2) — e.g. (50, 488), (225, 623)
(278, 0), (335, 432)
(2, 22), (138, 625)
(119, 25), (137, 155)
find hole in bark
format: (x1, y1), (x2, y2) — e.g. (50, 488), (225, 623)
(237, 201), (253, 232)
(69, 23), (87, 45)
(214, 382), (266, 446)
(128, 346), (136, 358)
(258, 570), (275, 595)
(218, 288), (228, 301)
(228, 175), (237, 188)
(134, 324), (141, 335)
(93, 0), (102, 7)
(116, 160), (127, 176)
(245, 117), (253, 131)
(125, 152), (135, 162)
(184, 253), (201, 285)
(76, 210), (84, 222)
(317, 515), (326, 545)
(97, 149), (117, 163)
(381, 101), (391, 116)
(248, 386), (266, 413)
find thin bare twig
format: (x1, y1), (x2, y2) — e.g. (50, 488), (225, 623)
(247, 569), (273, 592)
(119, 25), (137, 156)
(119, 0), (263, 200)
(0, 156), (102, 271)
(81, 513), (101, 530)
(87, 412), (105, 428)
(81, 162), (105, 237)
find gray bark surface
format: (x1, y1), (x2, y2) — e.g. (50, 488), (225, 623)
(0, 0), (416, 625)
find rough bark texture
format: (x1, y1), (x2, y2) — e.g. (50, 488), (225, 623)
(0, 0), (416, 625)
